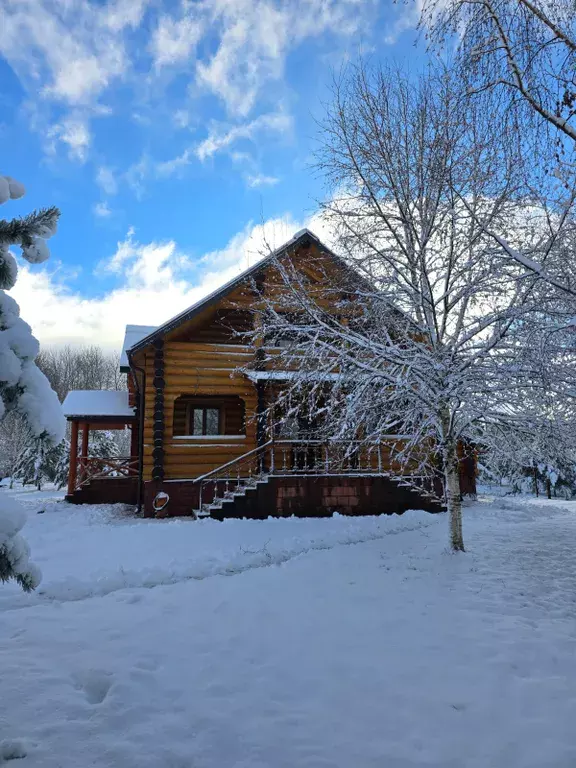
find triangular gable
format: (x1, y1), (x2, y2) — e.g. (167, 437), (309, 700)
(126, 229), (347, 361)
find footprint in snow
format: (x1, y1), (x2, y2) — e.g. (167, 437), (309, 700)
(0, 739), (28, 761)
(72, 669), (114, 705)
(133, 657), (160, 672)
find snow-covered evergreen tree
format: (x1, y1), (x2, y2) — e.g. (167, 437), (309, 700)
(12, 429), (121, 492)
(11, 439), (47, 491)
(0, 173), (64, 592)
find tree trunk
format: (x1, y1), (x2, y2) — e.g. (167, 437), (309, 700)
(444, 440), (465, 552)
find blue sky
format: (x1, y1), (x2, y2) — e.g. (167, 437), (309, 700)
(1, 0), (428, 349)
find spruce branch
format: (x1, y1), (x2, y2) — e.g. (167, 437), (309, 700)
(0, 206), (60, 247)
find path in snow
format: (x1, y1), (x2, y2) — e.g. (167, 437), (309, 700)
(0, 493), (440, 609)
(1, 493), (576, 767)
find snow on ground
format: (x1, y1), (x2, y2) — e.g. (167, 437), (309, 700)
(1, 486), (576, 767)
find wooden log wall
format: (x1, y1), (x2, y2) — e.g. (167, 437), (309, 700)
(152, 339), (165, 481)
(142, 341), (258, 481)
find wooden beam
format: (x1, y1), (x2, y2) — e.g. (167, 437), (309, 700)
(79, 422), (89, 484)
(256, 381), (267, 447)
(67, 420), (79, 495)
(130, 423), (139, 458)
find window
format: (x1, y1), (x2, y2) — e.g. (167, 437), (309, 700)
(173, 395), (246, 438)
(190, 406), (220, 436)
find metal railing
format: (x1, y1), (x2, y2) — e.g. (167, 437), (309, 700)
(193, 439), (441, 513)
(194, 440), (273, 512)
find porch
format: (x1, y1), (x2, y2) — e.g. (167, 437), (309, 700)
(62, 390), (139, 505)
(143, 437), (453, 519)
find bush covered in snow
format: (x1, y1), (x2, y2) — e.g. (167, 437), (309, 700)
(0, 493), (41, 592)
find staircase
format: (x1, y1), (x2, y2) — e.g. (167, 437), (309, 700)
(197, 475), (271, 519)
(193, 440), (444, 520)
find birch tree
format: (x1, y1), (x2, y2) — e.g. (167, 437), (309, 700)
(420, 0), (576, 301)
(420, 0), (576, 144)
(254, 64), (576, 551)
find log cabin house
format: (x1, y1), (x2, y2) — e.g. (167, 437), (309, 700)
(62, 229), (476, 519)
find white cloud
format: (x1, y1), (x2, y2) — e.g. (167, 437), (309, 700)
(93, 201), (113, 218)
(196, 111), (292, 161)
(104, 0), (149, 32)
(2, 0), (376, 172)
(125, 154), (150, 198)
(46, 116), (91, 162)
(0, 0), (149, 106)
(149, 13), (203, 68)
(173, 109), (191, 129)
(96, 166), (118, 195)
(155, 149), (193, 177)
(246, 173), (279, 188)
(146, 111), (290, 182)
(0, 0), (151, 161)
(383, 0), (423, 44)
(9, 213), (330, 350)
(195, 0), (371, 117)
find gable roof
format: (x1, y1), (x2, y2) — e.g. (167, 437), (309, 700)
(126, 228), (332, 361)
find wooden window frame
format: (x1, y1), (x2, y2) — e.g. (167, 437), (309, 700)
(186, 403), (223, 436)
(173, 395), (246, 438)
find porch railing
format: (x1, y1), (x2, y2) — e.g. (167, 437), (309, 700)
(76, 456), (139, 489)
(193, 439), (441, 512)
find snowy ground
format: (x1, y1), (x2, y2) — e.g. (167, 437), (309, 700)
(1, 487), (576, 767)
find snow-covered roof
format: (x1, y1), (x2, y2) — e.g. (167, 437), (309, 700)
(120, 324), (157, 371)
(62, 390), (136, 419)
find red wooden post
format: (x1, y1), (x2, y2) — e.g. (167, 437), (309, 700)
(79, 422), (89, 483)
(130, 423), (139, 461)
(67, 420), (79, 495)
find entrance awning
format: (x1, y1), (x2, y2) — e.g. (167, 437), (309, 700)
(62, 390), (138, 499)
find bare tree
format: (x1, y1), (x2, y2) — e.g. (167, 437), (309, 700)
(36, 345), (125, 402)
(419, 0), (576, 302)
(421, 0), (576, 144)
(253, 63), (576, 551)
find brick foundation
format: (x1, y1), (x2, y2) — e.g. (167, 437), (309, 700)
(65, 477), (138, 505)
(142, 474), (444, 519)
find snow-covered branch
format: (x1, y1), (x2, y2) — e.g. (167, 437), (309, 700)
(1, 173), (64, 592)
